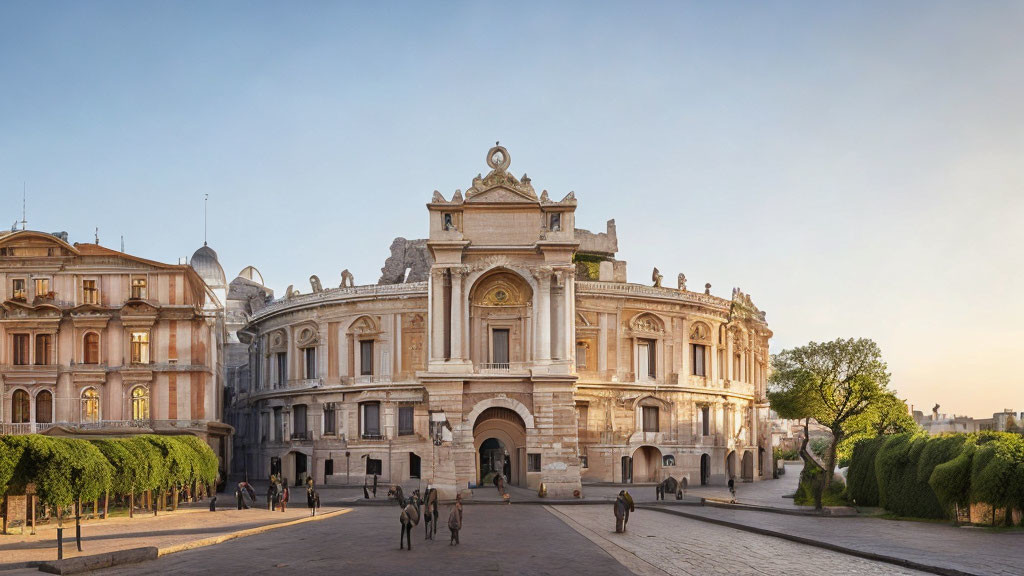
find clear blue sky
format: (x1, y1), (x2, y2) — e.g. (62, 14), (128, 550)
(2, 1), (1022, 418)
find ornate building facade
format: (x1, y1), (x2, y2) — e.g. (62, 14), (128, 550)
(0, 231), (231, 468)
(230, 146), (773, 497)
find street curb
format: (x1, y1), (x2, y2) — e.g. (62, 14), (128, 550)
(37, 547), (158, 575)
(28, 509), (352, 575)
(157, 508), (351, 556)
(637, 505), (981, 576)
(335, 498), (703, 507)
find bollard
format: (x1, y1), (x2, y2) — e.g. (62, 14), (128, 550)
(209, 496), (217, 512)
(75, 500), (83, 552)
(57, 527), (63, 560)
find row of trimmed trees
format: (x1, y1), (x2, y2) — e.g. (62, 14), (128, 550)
(1, 434), (219, 519)
(847, 431), (1024, 525)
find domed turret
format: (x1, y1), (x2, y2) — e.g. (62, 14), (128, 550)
(190, 243), (227, 291)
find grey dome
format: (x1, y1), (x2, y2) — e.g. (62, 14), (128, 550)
(190, 243), (227, 289)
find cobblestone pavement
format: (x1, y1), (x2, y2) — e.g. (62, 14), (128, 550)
(92, 504), (634, 576)
(0, 505), (340, 567)
(549, 505), (930, 576)
(674, 505), (1024, 576)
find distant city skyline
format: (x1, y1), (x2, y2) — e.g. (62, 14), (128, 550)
(2, 1), (1021, 418)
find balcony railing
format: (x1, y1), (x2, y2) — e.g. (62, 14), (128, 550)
(475, 362), (529, 374)
(0, 419), (210, 435)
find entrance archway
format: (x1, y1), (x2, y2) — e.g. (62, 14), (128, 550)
(631, 445), (662, 483)
(700, 453), (710, 486)
(474, 407), (527, 487)
(742, 451), (754, 481)
(294, 452), (308, 485)
(726, 450), (737, 480)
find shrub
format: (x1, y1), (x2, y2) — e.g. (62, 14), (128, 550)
(875, 434), (945, 518)
(930, 447), (974, 515)
(11, 436), (112, 508)
(846, 435), (885, 506)
(92, 439), (149, 497)
(0, 436), (28, 498)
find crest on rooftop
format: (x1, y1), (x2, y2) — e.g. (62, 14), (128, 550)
(464, 143), (538, 202)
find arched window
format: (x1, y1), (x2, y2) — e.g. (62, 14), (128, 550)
(83, 333), (100, 364)
(81, 387), (100, 423)
(130, 386), (149, 421)
(35, 390), (53, 424)
(12, 389), (30, 423)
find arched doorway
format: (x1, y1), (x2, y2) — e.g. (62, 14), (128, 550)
(700, 453), (710, 486)
(758, 448), (765, 477)
(294, 452), (308, 485)
(742, 451), (754, 481)
(631, 445), (661, 483)
(474, 407), (527, 487)
(726, 450), (737, 480)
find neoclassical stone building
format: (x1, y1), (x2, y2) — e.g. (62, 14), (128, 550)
(0, 231), (231, 467)
(230, 146), (772, 497)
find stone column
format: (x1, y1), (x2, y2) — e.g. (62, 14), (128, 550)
(597, 313), (607, 373)
(563, 268), (575, 365)
(726, 330), (734, 381)
(429, 268), (445, 362)
(533, 268), (552, 363)
(450, 267), (464, 361)
(680, 317), (690, 380)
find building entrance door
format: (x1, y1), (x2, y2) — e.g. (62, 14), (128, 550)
(621, 456), (633, 483)
(295, 453), (307, 485)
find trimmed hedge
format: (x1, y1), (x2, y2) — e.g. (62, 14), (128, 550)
(0, 434), (219, 508)
(847, 431), (1024, 522)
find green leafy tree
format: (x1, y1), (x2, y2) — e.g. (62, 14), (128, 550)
(837, 392), (919, 467)
(9, 436), (112, 509)
(769, 338), (892, 509)
(0, 436), (28, 498)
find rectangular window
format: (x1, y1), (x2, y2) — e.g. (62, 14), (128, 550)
(324, 459), (335, 476)
(35, 278), (49, 298)
(702, 406), (711, 436)
(492, 328), (510, 365)
(361, 402), (381, 438)
(324, 405), (336, 435)
(82, 279), (98, 304)
(130, 331), (150, 364)
(691, 344), (706, 376)
(12, 278), (26, 300)
(303, 347), (317, 379)
(34, 334), (52, 365)
(366, 458), (383, 476)
(638, 339), (656, 380)
(360, 340), (374, 376)
(643, 406), (659, 432)
(409, 452), (421, 478)
(131, 278), (147, 299)
(576, 343), (587, 370)
(293, 404), (307, 438)
(398, 406), (414, 436)
(576, 404), (589, 431)
(12, 334), (29, 365)
(276, 352), (287, 386)
(527, 453), (541, 472)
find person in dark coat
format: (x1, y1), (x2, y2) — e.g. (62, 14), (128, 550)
(306, 478), (316, 508)
(728, 477), (736, 503)
(448, 495), (463, 545)
(372, 474), (378, 498)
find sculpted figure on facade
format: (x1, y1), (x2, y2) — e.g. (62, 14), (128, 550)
(677, 273), (686, 291)
(652, 267), (663, 288)
(310, 275), (323, 293)
(705, 282), (712, 295)
(340, 269), (355, 288)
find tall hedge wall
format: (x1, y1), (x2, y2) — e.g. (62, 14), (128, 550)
(847, 431), (1024, 521)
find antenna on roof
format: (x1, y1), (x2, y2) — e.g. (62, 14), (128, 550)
(20, 183), (27, 231)
(204, 193), (209, 246)
(95, 227), (99, 245)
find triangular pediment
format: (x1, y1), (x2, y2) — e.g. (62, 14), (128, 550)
(122, 300), (160, 315)
(465, 186), (538, 204)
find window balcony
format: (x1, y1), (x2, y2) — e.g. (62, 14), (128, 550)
(474, 362), (529, 375)
(0, 422), (58, 435)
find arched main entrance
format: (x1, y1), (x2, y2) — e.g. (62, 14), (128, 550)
(726, 450), (737, 480)
(474, 407), (527, 487)
(742, 451), (754, 481)
(700, 453), (710, 486)
(631, 445), (661, 483)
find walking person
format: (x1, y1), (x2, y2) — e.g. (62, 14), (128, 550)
(728, 476), (736, 503)
(281, 479), (289, 512)
(448, 495), (463, 546)
(267, 476), (277, 511)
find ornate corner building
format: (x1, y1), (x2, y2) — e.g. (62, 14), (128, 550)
(0, 232), (231, 465)
(228, 146), (773, 497)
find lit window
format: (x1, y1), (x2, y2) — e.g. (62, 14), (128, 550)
(131, 386), (149, 420)
(35, 278), (49, 298)
(130, 331), (150, 364)
(12, 278), (26, 300)
(81, 388), (100, 423)
(82, 280), (98, 304)
(131, 278), (147, 299)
